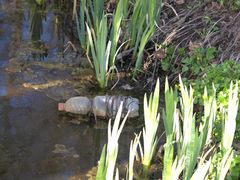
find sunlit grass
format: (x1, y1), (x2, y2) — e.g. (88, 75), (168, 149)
(128, 132), (141, 180)
(140, 78), (160, 169)
(96, 102), (128, 179)
(221, 82), (238, 151)
(94, 76), (238, 179)
(162, 77), (238, 180)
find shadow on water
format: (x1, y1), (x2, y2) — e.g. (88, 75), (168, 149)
(0, 0), (141, 179)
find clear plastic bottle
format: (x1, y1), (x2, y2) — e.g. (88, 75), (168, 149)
(58, 97), (91, 115)
(58, 96), (139, 118)
(92, 96), (139, 118)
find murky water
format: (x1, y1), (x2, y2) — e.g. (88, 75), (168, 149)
(0, 1), (139, 179)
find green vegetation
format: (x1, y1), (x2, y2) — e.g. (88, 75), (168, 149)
(75, 0), (88, 52)
(141, 78), (160, 170)
(96, 77), (240, 179)
(86, 15), (112, 89)
(218, 0), (240, 10)
(96, 102), (128, 179)
(75, 0), (161, 88)
(73, 1), (240, 178)
(160, 46), (240, 141)
(3, 0), (240, 179)
(109, 0), (128, 67)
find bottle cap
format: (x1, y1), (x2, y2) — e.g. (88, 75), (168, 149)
(58, 103), (65, 111)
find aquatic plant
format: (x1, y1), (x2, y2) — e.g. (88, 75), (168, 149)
(75, 0), (88, 52)
(96, 102), (128, 180)
(140, 78), (160, 169)
(161, 77), (238, 180)
(208, 82), (238, 179)
(162, 78), (177, 180)
(89, 0), (104, 33)
(128, 132), (141, 180)
(75, 0), (162, 81)
(132, 25), (154, 77)
(94, 76), (238, 179)
(221, 82), (238, 151)
(109, 0), (128, 67)
(129, 0), (159, 77)
(162, 77), (217, 180)
(86, 15), (111, 88)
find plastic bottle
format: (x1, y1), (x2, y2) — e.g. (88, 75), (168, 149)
(58, 97), (91, 115)
(92, 96), (139, 118)
(58, 96), (139, 118)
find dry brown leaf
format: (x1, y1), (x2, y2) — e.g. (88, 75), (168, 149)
(175, 0), (185, 5)
(153, 49), (167, 60)
(188, 41), (202, 54)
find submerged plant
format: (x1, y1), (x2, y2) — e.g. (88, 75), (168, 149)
(35, 0), (44, 6)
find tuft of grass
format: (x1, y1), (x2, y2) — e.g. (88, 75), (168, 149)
(86, 15), (111, 89)
(130, 0), (160, 77)
(140, 78), (160, 169)
(96, 102), (128, 179)
(95, 76), (239, 179)
(132, 25), (154, 77)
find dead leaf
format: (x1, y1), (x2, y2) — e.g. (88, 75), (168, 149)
(175, 0), (185, 5)
(153, 49), (167, 60)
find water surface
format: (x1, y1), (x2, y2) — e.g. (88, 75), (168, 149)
(0, 1), (138, 179)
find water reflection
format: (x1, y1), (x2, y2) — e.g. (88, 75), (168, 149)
(0, 72), (8, 96)
(17, 0), (70, 61)
(28, 0), (48, 59)
(0, 0), (137, 179)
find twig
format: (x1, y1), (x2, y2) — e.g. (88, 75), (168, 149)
(163, 2), (180, 19)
